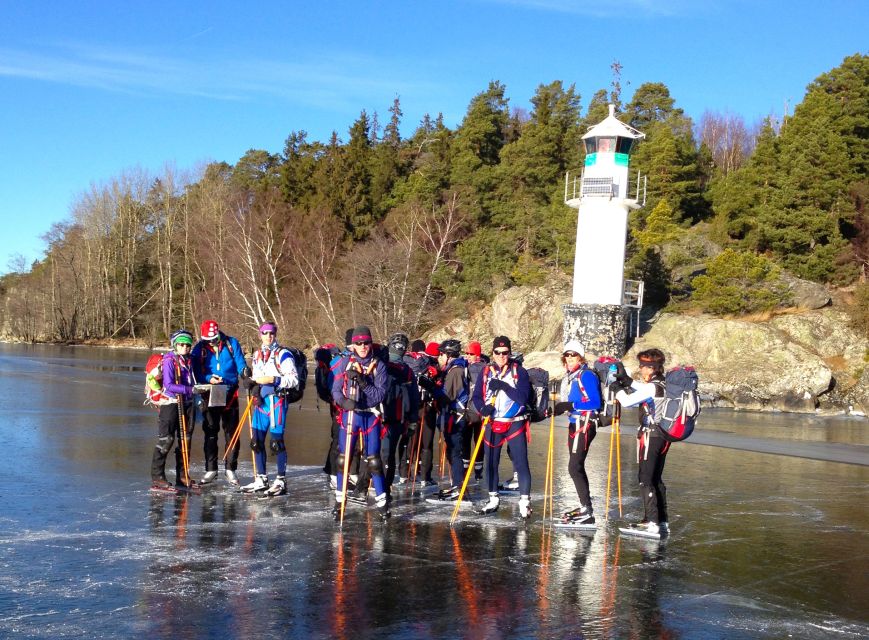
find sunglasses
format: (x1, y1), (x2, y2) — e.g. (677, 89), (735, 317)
(354, 340), (372, 346)
(261, 331), (275, 336)
(564, 351), (580, 358)
(493, 349), (510, 356)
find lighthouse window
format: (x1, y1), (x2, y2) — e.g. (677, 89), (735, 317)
(616, 137), (634, 154)
(597, 137), (615, 153)
(584, 139), (596, 154)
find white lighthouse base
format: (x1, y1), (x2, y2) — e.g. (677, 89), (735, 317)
(563, 303), (630, 359)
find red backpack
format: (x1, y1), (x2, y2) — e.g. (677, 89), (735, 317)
(144, 352), (173, 406)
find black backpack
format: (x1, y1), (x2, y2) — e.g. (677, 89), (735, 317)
(282, 347), (308, 404)
(382, 361), (412, 423)
(465, 361), (486, 419)
(525, 366), (550, 423)
(657, 366), (700, 442)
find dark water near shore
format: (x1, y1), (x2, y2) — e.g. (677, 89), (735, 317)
(0, 343), (867, 639)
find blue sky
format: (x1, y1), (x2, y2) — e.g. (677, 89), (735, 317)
(1, 0), (866, 273)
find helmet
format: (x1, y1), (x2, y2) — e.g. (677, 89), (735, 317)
(563, 340), (585, 358)
(170, 329), (194, 346)
(388, 333), (409, 352)
(439, 339), (462, 358)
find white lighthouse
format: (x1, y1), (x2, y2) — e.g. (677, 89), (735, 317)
(563, 105), (646, 357)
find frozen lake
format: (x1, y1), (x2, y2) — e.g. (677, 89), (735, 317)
(0, 343), (866, 639)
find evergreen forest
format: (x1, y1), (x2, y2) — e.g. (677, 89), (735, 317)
(1, 54), (866, 347)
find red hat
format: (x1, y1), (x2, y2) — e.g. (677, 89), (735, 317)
(425, 341), (441, 357)
(466, 341), (482, 357)
(200, 320), (219, 341)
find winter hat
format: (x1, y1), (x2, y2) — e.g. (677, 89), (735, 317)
(351, 326), (373, 343)
(259, 322), (278, 334)
(200, 320), (220, 341)
(425, 341), (441, 357)
(171, 329), (194, 346)
(563, 340), (585, 358)
(466, 341), (482, 357)
(410, 339), (426, 353)
(492, 336), (512, 351)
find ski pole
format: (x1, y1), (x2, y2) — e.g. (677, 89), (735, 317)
(543, 386), (557, 522)
(605, 406), (615, 521)
(224, 396), (253, 460)
(177, 397), (191, 487)
(247, 390), (257, 478)
(614, 402), (623, 517)
(410, 404), (425, 492)
(450, 415), (491, 525)
(339, 381), (356, 526)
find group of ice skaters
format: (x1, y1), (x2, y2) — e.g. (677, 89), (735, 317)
(149, 319), (676, 539)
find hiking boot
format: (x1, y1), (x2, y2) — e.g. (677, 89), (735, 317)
(241, 475), (269, 493)
(519, 495), (532, 519)
(151, 478), (174, 491)
(478, 493), (500, 515)
(264, 476), (286, 496)
(225, 470), (239, 486)
(201, 470), (218, 485)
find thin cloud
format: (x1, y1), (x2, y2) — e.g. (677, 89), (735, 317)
(0, 42), (437, 110)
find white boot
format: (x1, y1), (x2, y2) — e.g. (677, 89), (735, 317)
(505, 471), (520, 490)
(225, 470), (239, 486)
(479, 492), (500, 514)
(264, 476), (286, 496)
(241, 474), (269, 492)
(519, 495), (532, 519)
(201, 470), (218, 485)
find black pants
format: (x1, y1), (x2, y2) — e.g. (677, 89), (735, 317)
(381, 420), (404, 491)
(151, 402), (195, 482)
(462, 417), (484, 479)
(638, 430), (670, 524)
(418, 403), (438, 482)
(323, 406), (340, 475)
(202, 389), (241, 472)
(567, 421), (596, 510)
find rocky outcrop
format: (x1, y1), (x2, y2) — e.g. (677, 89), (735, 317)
(426, 278), (865, 416)
(779, 273), (832, 309)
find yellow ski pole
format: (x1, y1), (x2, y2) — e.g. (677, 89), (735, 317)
(614, 402), (623, 517)
(339, 381), (357, 526)
(450, 415), (491, 525)
(605, 411), (615, 522)
(543, 387), (557, 522)
(178, 397), (191, 487)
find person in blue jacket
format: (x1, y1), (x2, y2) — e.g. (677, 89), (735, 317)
(192, 320), (249, 486)
(330, 325), (390, 519)
(551, 340), (602, 525)
(471, 336), (533, 519)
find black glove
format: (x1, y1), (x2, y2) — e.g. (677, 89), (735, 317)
(418, 375), (436, 393)
(608, 381), (627, 397)
(240, 376), (254, 390)
(240, 366), (252, 379)
(338, 397), (357, 411)
(346, 369), (361, 384)
(487, 378), (509, 393)
(615, 372), (633, 388)
(554, 401), (573, 416)
(407, 422), (418, 434)
(480, 404), (495, 417)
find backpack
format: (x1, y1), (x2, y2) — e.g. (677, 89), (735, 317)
(465, 361), (486, 419)
(593, 356), (622, 418)
(282, 347), (308, 404)
(403, 351), (429, 378)
(657, 366), (700, 442)
(525, 367), (550, 423)
(314, 344), (340, 404)
(383, 361), (412, 423)
(144, 352), (177, 406)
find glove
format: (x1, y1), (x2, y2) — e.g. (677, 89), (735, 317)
(346, 369), (361, 384)
(240, 376), (255, 390)
(608, 381), (627, 397)
(407, 422), (418, 434)
(487, 379), (509, 393)
(240, 366), (252, 379)
(615, 372), (633, 388)
(338, 397), (357, 411)
(554, 401), (573, 416)
(480, 404), (495, 417)
(418, 375), (436, 393)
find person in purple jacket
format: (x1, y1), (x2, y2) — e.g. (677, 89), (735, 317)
(150, 330), (196, 491)
(551, 340), (602, 525)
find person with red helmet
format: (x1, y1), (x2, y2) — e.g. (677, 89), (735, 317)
(415, 341), (444, 489)
(462, 341), (487, 483)
(191, 319), (248, 486)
